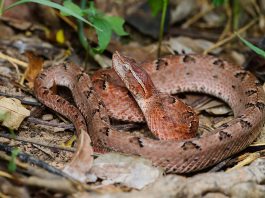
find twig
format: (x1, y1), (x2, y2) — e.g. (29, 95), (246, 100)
(33, 144), (56, 159)
(208, 158), (231, 172)
(0, 143), (72, 179)
(169, 27), (220, 41)
(190, 96), (212, 110)
(203, 18), (258, 55)
(182, 4), (214, 29)
(218, 2), (232, 41)
(0, 92), (41, 106)
(27, 117), (74, 130)
(19, 176), (80, 194)
(0, 151), (85, 194)
(0, 52), (28, 68)
(0, 151), (28, 170)
(8, 58), (21, 79)
(54, 9), (77, 31)
(113, 123), (141, 131)
(0, 132), (76, 152)
(226, 152), (260, 172)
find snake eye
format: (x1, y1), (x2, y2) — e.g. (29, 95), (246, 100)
(123, 63), (131, 72)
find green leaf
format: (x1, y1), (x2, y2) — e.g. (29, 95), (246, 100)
(62, 0), (83, 16)
(8, 128), (16, 138)
(8, 148), (20, 173)
(236, 33), (265, 58)
(0, 0), (5, 16)
(212, 0), (225, 7)
(104, 16), (128, 36)
(4, 0), (100, 31)
(83, 1), (97, 17)
(92, 17), (112, 53)
(148, 0), (163, 16)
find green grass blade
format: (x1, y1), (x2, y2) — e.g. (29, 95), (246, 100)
(236, 33), (265, 58)
(4, 0), (101, 31)
(8, 148), (19, 173)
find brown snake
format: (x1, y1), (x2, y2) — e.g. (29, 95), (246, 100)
(34, 52), (265, 177)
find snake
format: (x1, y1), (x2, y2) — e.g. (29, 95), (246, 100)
(34, 52), (265, 176)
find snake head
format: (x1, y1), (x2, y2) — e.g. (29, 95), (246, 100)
(112, 51), (155, 99)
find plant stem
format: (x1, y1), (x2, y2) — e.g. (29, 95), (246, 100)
(78, 0), (88, 50)
(0, 0), (5, 16)
(78, 0), (94, 64)
(157, 0), (168, 58)
(232, 0), (240, 31)
(203, 18), (258, 54)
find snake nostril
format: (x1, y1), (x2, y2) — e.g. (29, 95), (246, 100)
(167, 97), (176, 104)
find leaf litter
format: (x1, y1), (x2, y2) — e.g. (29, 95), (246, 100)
(0, 0), (265, 197)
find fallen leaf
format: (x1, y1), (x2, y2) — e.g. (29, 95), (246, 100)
(171, 0), (197, 24)
(0, 97), (30, 130)
(63, 129), (94, 182)
(56, 29), (65, 44)
(41, 114), (53, 121)
(205, 105), (232, 115)
(89, 153), (162, 189)
(22, 52), (43, 88)
(63, 135), (77, 147)
(168, 36), (222, 54)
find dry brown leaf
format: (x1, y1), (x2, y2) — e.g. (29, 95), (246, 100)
(168, 36), (222, 54)
(23, 52), (43, 88)
(0, 97), (30, 130)
(63, 129), (94, 182)
(89, 153), (162, 189)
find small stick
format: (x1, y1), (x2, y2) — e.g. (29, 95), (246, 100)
(0, 143), (72, 179)
(208, 158), (232, 172)
(182, 4), (214, 29)
(0, 132), (76, 152)
(226, 152), (260, 172)
(0, 92), (41, 106)
(0, 52), (28, 68)
(33, 144), (56, 159)
(0, 151), (90, 193)
(218, 2), (232, 41)
(27, 117), (74, 130)
(203, 18), (258, 55)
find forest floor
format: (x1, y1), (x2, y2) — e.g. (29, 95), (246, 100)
(0, 0), (265, 197)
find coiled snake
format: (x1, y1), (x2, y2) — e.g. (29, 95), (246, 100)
(34, 52), (265, 177)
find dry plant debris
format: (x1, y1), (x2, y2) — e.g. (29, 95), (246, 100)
(0, 0), (264, 197)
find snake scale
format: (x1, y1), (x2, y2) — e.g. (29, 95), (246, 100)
(34, 52), (265, 175)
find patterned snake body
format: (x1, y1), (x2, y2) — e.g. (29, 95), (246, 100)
(34, 53), (265, 173)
